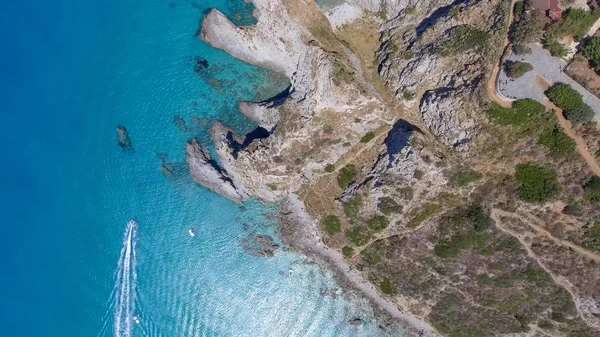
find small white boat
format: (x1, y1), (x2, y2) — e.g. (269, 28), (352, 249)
(188, 229), (196, 237)
(133, 316), (140, 324)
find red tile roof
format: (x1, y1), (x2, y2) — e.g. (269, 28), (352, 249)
(532, 0), (560, 11)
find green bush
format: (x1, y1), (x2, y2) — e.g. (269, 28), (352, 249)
(324, 164), (335, 173)
(267, 183), (278, 191)
(434, 205), (492, 258)
(512, 43), (532, 55)
(323, 215), (341, 235)
(584, 176), (600, 204)
(543, 36), (569, 57)
(509, 17), (543, 45)
(582, 37), (600, 62)
(513, 1), (524, 18)
(360, 132), (376, 143)
(439, 25), (491, 56)
(487, 99), (545, 126)
(515, 163), (560, 203)
(378, 197), (401, 215)
(414, 170), (424, 179)
(342, 246), (354, 257)
(343, 194), (363, 220)
(451, 170), (483, 187)
(366, 215), (389, 231)
(545, 83), (583, 110)
(379, 278), (396, 295)
(564, 104), (595, 124)
(398, 186), (414, 200)
(407, 203), (441, 228)
(402, 90), (414, 100)
(345, 227), (371, 246)
(504, 61), (533, 79)
(538, 126), (576, 156)
(337, 165), (357, 189)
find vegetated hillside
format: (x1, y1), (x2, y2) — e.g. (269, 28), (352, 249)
(308, 1), (600, 336)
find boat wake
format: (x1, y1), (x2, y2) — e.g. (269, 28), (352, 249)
(97, 219), (139, 337)
(114, 219), (138, 337)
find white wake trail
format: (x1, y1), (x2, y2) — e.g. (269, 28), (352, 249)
(113, 219), (137, 337)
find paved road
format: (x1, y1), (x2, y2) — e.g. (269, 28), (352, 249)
(497, 43), (600, 119)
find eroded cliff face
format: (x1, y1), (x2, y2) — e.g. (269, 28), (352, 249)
(188, 1), (600, 336)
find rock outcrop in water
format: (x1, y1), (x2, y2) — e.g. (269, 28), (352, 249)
(185, 138), (246, 204)
(117, 126), (134, 153)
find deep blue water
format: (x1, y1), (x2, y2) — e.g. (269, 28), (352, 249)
(0, 1), (403, 336)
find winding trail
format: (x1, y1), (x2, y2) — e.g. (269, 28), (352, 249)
(490, 209), (589, 324)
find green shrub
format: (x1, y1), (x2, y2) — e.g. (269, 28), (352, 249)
(584, 176), (600, 204)
(345, 227), (371, 246)
(564, 104), (595, 124)
(487, 99), (545, 126)
(538, 126), (576, 156)
(582, 37), (600, 62)
(513, 1), (524, 18)
(337, 165), (357, 189)
(545, 83), (583, 110)
(324, 164), (335, 173)
(509, 17), (543, 45)
(414, 170), (424, 179)
(434, 205), (492, 258)
(379, 278), (396, 295)
(504, 60), (534, 79)
(439, 25), (491, 56)
(342, 246), (354, 257)
(360, 132), (376, 143)
(378, 197), (401, 215)
(512, 43), (532, 55)
(366, 215), (389, 231)
(402, 90), (414, 100)
(515, 163), (560, 203)
(343, 194), (363, 220)
(543, 36), (569, 57)
(267, 183), (278, 191)
(398, 186), (414, 200)
(547, 8), (599, 41)
(582, 222), (600, 252)
(323, 215), (341, 235)
(451, 170), (483, 186)
(407, 203), (441, 228)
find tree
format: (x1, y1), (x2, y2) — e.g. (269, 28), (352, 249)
(512, 44), (532, 55)
(563, 104), (595, 124)
(322, 215), (341, 235)
(543, 35), (570, 57)
(504, 60), (534, 79)
(538, 126), (576, 156)
(515, 163), (560, 203)
(582, 37), (600, 62)
(509, 18), (543, 45)
(337, 165), (357, 189)
(584, 176), (600, 204)
(545, 83), (584, 110)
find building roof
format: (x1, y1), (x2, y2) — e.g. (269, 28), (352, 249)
(532, 0), (561, 11)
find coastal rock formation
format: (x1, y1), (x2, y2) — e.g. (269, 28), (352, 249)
(185, 138), (246, 204)
(241, 234), (280, 258)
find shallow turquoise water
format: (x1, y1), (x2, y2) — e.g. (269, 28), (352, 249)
(0, 0), (403, 336)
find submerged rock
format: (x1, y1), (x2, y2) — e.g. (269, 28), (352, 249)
(348, 318), (364, 327)
(117, 126), (134, 153)
(241, 234), (280, 258)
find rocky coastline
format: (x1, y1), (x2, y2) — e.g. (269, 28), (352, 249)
(189, 0), (442, 335)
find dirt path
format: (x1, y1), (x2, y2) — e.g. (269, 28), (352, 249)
(490, 209), (589, 324)
(536, 75), (600, 177)
(493, 208), (600, 263)
(486, 0), (515, 108)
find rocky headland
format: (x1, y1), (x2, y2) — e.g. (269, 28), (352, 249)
(188, 1), (600, 336)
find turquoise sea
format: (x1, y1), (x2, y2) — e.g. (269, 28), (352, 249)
(0, 1), (403, 336)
